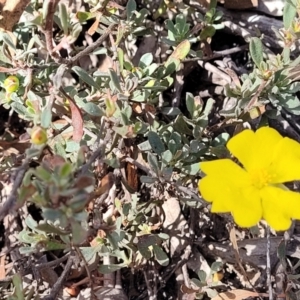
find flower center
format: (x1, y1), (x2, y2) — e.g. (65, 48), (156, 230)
(249, 168), (273, 189)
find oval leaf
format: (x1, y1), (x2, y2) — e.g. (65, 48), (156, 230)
(249, 37), (263, 69)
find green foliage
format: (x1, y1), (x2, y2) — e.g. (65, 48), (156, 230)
(2, 0), (300, 298)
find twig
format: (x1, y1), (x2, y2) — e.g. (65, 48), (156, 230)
(244, 80), (267, 112)
(0, 161), (29, 222)
(36, 252), (70, 270)
(43, 254), (74, 300)
(43, 0), (61, 62)
(198, 60), (232, 84)
(174, 184), (206, 204)
(118, 153), (205, 204)
(266, 226), (273, 300)
(74, 246), (96, 298)
(79, 121), (111, 175)
(67, 23), (118, 66)
(183, 45), (249, 62)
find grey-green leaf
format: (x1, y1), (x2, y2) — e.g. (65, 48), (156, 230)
(126, 0), (137, 20)
(283, 1), (297, 30)
(108, 68), (122, 93)
(153, 244), (169, 266)
(186, 92), (195, 118)
(249, 37), (264, 69)
(148, 131), (165, 155)
(138, 53), (153, 69)
(147, 152), (159, 174)
(58, 2), (69, 35)
(72, 66), (100, 89)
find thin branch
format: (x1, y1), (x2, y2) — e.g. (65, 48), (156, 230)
(266, 226), (273, 300)
(43, 0), (61, 62)
(198, 60), (232, 84)
(117, 153), (205, 204)
(74, 246), (95, 297)
(36, 252), (70, 270)
(244, 80), (267, 111)
(183, 45), (249, 63)
(43, 254), (74, 300)
(0, 161), (29, 222)
(67, 23), (118, 66)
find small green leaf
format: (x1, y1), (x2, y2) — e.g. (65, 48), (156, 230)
(36, 223), (69, 235)
(211, 261), (222, 272)
(186, 92), (195, 118)
(126, 0), (137, 20)
(167, 39), (191, 62)
(138, 140), (152, 151)
(147, 152), (159, 174)
(283, 2), (297, 30)
(71, 221), (87, 245)
(249, 37), (264, 69)
(58, 2), (69, 35)
(42, 208), (65, 223)
(108, 68), (122, 93)
(117, 48), (124, 72)
(198, 270), (207, 282)
(76, 11), (94, 22)
(139, 53), (153, 69)
(81, 102), (103, 116)
(153, 244), (169, 266)
(161, 150), (173, 164)
(59, 162), (72, 177)
(181, 163), (200, 175)
(200, 25), (216, 41)
(35, 166), (51, 181)
(105, 98), (116, 117)
(12, 274), (24, 300)
(65, 141), (80, 152)
(206, 288), (218, 298)
(191, 278), (203, 288)
(41, 104), (52, 128)
(148, 131), (165, 155)
(72, 66), (100, 89)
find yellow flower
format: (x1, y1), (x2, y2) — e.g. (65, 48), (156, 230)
(198, 127), (300, 231)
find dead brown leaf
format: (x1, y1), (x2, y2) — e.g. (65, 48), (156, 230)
(126, 162), (138, 191)
(180, 284), (200, 295)
(211, 289), (267, 300)
(0, 0), (31, 31)
(0, 255), (6, 279)
(88, 13), (101, 36)
(42, 154), (66, 170)
(94, 172), (114, 197)
(69, 99), (84, 142)
(75, 175), (95, 190)
(0, 140), (31, 153)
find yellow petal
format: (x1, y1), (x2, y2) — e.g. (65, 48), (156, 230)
(199, 176), (233, 212)
(227, 127), (282, 171)
(260, 186), (300, 230)
(226, 129), (254, 170)
(200, 159), (248, 186)
(269, 137), (300, 183)
(231, 186), (262, 228)
(199, 176), (262, 227)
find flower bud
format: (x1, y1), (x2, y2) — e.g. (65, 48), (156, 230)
(31, 127), (48, 145)
(3, 76), (19, 93)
